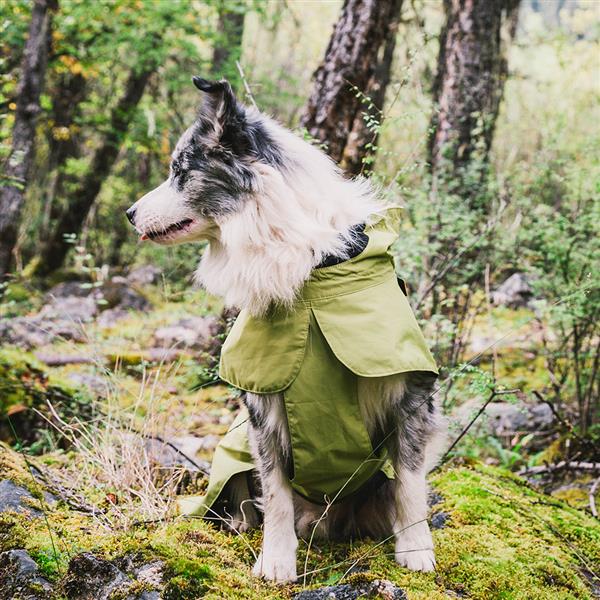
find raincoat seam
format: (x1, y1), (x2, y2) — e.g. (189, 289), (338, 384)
(311, 307), (438, 378)
(299, 272), (397, 304)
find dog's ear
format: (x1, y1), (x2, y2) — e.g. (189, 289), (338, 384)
(192, 77), (238, 143)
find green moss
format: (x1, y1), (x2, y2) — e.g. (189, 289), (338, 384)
(0, 348), (93, 451)
(162, 558), (213, 599)
(0, 442), (598, 599)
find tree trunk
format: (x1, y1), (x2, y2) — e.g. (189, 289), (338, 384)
(35, 66), (154, 276)
(300, 0), (403, 175)
(0, 0), (56, 279)
(212, 1), (245, 78)
(428, 0), (521, 201)
(39, 71), (87, 239)
(341, 1), (402, 176)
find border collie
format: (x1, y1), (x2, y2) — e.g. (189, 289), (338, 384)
(126, 78), (445, 583)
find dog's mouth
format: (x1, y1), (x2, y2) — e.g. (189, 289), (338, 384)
(140, 218), (195, 242)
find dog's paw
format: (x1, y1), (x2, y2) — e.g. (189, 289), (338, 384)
(252, 551), (297, 583)
(395, 548), (436, 572)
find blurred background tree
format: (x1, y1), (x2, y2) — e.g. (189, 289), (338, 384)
(0, 0), (56, 278)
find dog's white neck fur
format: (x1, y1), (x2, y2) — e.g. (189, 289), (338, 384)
(195, 114), (382, 316)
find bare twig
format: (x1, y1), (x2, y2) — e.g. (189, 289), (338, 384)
(439, 388), (520, 465)
(532, 390), (584, 443)
(35, 352), (97, 366)
(139, 432), (210, 475)
(589, 476), (600, 518)
(518, 461), (600, 477)
(235, 60), (257, 109)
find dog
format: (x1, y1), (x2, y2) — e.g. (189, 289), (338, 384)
(126, 77), (446, 583)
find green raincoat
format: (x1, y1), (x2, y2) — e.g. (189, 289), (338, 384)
(178, 209), (438, 518)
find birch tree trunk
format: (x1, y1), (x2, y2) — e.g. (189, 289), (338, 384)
(0, 0), (56, 280)
(300, 0), (403, 176)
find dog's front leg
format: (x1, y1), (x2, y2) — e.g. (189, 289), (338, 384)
(392, 463), (435, 572)
(387, 373), (439, 572)
(245, 393), (298, 583)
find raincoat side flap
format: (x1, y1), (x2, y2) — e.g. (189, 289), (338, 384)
(312, 276), (438, 378)
(177, 409), (253, 518)
(219, 306), (310, 393)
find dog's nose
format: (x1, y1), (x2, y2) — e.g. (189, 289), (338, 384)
(125, 206), (136, 225)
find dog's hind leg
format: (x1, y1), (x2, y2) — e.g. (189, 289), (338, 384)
(384, 372), (443, 573)
(218, 472), (259, 533)
(245, 393), (298, 583)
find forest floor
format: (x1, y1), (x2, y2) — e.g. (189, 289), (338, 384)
(0, 270), (599, 599)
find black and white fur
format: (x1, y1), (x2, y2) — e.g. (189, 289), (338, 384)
(126, 78), (446, 583)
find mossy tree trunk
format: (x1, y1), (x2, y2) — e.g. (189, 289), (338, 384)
(300, 0), (403, 176)
(428, 0), (521, 204)
(0, 0), (56, 280)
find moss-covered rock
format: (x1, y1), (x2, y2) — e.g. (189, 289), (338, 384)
(0, 348), (93, 452)
(0, 443), (597, 599)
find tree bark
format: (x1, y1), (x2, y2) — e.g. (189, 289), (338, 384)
(428, 0), (521, 200)
(39, 71), (87, 239)
(35, 66), (154, 276)
(341, 0), (402, 176)
(300, 0), (403, 175)
(0, 0), (56, 279)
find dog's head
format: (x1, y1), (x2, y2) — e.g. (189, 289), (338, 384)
(126, 77), (283, 245)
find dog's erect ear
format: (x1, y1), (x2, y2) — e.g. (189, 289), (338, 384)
(192, 77), (238, 142)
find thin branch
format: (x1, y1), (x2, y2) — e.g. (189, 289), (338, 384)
(518, 461), (600, 477)
(439, 388), (520, 465)
(589, 476), (600, 519)
(532, 390), (584, 443)
(235, 60), (258, 109)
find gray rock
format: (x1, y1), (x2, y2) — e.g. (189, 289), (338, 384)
(63, 553), (130, 600)
(428, 491), (443, 507)
(44, 281), (92, 301)
(294, 579), (406, 600)
(0, 480), (43, 517)
(0, 312), (86, 348)
(0, 480), (58, 518)
(66, 373), (110, 398)
(96, 307), (129, 328)
(98, 279), (150, 311)
(453, 399), (553, 437)
(0, 293), (99, 349)
(170, 434), (220, 454)
(0, 549), (54, 600)
(127, 265), (162, 286)
(137, 593), (161, 600)
(38, 295), (98, 322)
(62, 553), (165, 600)
(430, 511), (450, 529)
(491, 273), (534, 308)
(153, 316), (218, 351)
(143, 436), (210, 473)
(134, 560), (164, 588)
